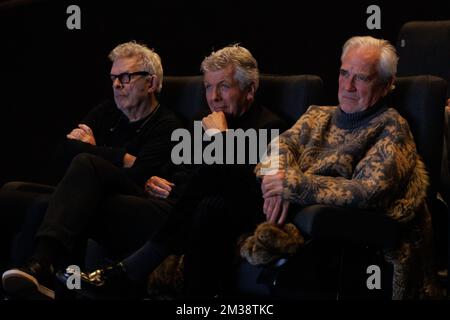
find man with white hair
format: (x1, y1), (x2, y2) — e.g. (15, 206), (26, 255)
(245, 36), (439, 299)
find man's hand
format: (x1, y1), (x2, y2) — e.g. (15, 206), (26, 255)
(145, 176), (175, 199)
(202, 111), (228, 132)
(263, 196), (290, 225)
(261, 170), (285, 198)
(123, 153), (136, 168)
(67, 124), (96, 145)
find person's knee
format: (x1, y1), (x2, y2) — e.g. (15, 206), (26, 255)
(72, 152), (98, 165)
(70, 153), (106, 173)
(61, 154), (100, 182)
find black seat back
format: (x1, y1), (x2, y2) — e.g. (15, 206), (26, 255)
(397, 20), (450, 96)
(257, 74), (324, 126)
(161, 74), (324, 129)
(160, 75), (208, 125)
(391, 75), (447, 201)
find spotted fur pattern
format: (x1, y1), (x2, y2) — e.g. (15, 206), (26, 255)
(240, 222), (305, 265)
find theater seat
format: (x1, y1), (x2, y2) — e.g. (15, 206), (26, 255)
(257, 74), (324, 125)
(396, 20), (450, 96)
(160, 74), (324, 127)
(160, 75), (208, 125)
(397, 20), (450, 286)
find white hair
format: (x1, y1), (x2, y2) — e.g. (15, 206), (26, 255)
(109, 41), (163, 92)
(201, 44), (259, 90)
(342, 36), (398, 84)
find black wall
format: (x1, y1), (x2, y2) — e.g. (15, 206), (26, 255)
(0, 0), (449, 185)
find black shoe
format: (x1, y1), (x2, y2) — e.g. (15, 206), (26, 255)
(56, 262), (143, 300)
(2, 260), (55, 299)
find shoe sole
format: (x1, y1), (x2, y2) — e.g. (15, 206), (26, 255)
(2, 269), (55, 299)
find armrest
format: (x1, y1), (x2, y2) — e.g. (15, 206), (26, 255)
(1, 181), (55, 194)
(292, 204), (400, 248)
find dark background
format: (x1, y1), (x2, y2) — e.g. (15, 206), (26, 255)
(0, 0), (449, 185)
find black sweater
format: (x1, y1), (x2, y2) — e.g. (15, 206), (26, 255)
(169, 104), (287, 199)
(59, 100), (182, 187)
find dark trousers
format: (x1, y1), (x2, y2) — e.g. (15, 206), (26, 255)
(154, 164), (264, 297)
(35, 153), (172, 264)
(0, 183), (54, 270)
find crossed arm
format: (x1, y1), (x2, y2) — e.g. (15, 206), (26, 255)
(144, 111), (229, 199)
(67, 123), (136, 168)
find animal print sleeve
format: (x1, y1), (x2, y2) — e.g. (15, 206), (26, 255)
(255, 106), (319, 178)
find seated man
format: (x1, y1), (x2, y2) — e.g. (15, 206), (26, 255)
(245, 36), (438, 299)
(65, 45), (286, 299)
(1, 42), (181, 299)
(0, 41), (180, 269)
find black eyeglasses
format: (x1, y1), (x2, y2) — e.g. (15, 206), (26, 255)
(110, 71), (150, 84)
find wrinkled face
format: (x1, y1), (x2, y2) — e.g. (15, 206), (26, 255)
(204, 65), (255, 118)
(338, 46), (391, 113)
(110, 56), (153, 113)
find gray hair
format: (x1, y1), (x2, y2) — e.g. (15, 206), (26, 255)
(201, 44), (259, 90)
(109, 41), (163, 93)
(341, 36), (398, 85)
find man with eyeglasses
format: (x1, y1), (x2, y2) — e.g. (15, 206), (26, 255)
(1, 41), (181, 299)
(62, 42), (177, 176)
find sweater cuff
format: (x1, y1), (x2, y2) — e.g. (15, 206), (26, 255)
(283, 168), (303, 202)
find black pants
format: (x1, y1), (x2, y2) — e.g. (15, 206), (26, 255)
(34, 153), (172, 264)
(0, 183), (54, 270)
(154, 164), (264, 297)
